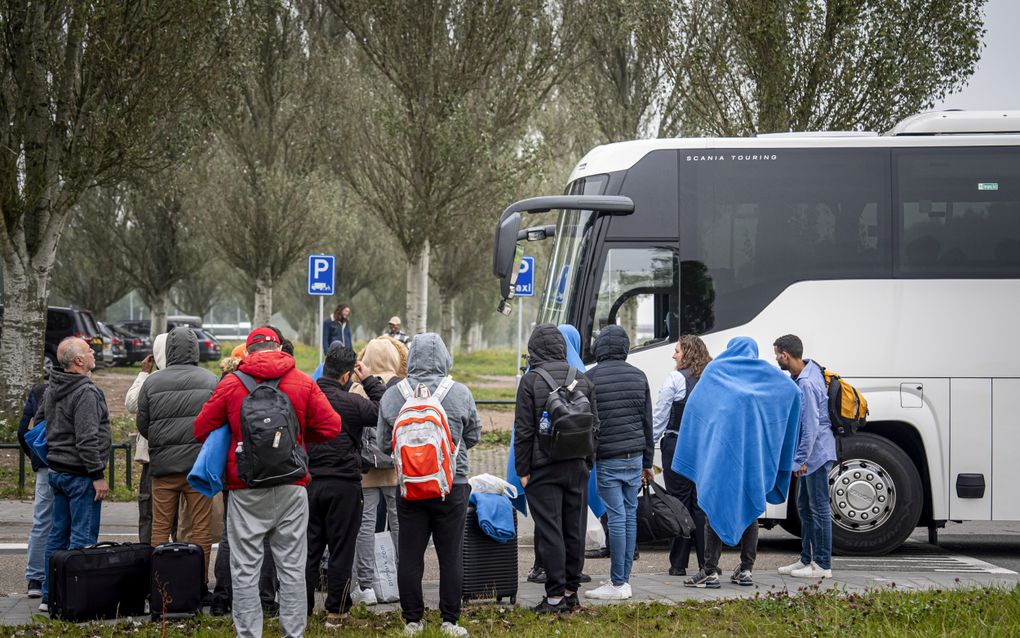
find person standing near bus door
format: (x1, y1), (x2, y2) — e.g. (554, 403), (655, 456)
(774, 334), (837, 579)
(652, 335), (711, 577)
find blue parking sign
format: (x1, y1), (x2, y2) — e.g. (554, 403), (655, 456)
(308, 254), (336, 296)
(515, 256), (535, 297)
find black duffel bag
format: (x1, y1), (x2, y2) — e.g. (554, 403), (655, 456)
(637, 481), (695, 543)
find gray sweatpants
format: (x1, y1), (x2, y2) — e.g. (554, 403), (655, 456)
(228, 486), (308, 638)
(354, 486), (399, 590)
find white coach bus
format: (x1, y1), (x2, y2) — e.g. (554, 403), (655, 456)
(492, 111), (1020, 555)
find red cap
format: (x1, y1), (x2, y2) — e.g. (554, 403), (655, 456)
(246, 327), (281, 349)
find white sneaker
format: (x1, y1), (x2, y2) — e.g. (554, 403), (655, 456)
(790, 562), (833, 579)
(403, 621), (424, 635)
(440, 622), (470, 636)
(353, 586), (378, 606)
(778, 560), (809, 575)
(585, 581), (632, 600)
(38, 602), (48, 613)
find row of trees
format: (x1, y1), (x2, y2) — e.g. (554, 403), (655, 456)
(0, 0), (986, 417)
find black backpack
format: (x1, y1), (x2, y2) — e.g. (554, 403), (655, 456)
(233, 371), (308, 488)
(533, 367), (596, 461)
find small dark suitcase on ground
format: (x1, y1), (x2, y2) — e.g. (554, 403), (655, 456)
(462, 505), (518, 604)
(150, 542), (205, 619)
(49, 542), (152, 621)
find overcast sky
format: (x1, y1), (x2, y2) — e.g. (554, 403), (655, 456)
(936, 0), (1020, 110)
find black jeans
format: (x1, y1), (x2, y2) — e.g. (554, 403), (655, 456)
(704, 522), (758, 575)
(138, 463), (152, 545)
(212, 490), (278, 607)
(397, 483), (469, 624)
(525, 459), (588, 598)
(305, 477), (363, 614)
(660, 433), (705, 570)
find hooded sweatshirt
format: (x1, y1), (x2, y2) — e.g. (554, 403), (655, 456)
(587, 326), (654, 467)
(377, 333), (481, 484)
(126, 333), (167, 464)
(137, 327), (218, 477)
(38, 369), (112, 480)
(513, 324), (598, 478)
(672, 336), (802, 546)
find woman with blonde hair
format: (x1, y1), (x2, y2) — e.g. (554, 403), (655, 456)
(651, 334), (712, 576)
(351, 336), (407, 605)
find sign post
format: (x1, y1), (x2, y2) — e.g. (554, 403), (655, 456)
(514, 256), (535, 386)
(308, 254), (336, 366)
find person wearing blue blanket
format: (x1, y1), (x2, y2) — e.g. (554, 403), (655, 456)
(673, 336), (801, 589)
(468, 492), (516, 543)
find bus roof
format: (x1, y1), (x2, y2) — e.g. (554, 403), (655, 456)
(569, 110), (1020, 182)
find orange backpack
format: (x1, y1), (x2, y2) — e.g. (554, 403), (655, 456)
(816, 363), (868, 436)
(391, 377), (459, 500)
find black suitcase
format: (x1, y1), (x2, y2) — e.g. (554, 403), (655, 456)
(462, 505), (518, 604)
(150, 542), (205, 619)
(49, 542), (151, 621)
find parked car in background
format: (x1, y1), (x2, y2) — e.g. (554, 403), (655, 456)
(109, 324), (152, 365)
(0, 305), (105, 367)
(97, 321), (127, 367)
(113, 321), (221, 362)
(193, 328), (221, 362)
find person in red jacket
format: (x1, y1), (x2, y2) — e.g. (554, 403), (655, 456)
(195, 327), (340, 638)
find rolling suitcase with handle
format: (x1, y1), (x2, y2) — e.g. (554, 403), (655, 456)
(49, 542), (152, 621)
(462, 505), (518, 604)
(150, 542), (205, 619)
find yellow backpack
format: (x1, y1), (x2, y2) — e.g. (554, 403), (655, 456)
(816, 363), (868, 436)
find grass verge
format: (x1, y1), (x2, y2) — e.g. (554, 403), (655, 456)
(10, 586), (1020, 636)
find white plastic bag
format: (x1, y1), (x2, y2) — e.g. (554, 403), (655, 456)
(468, 473), (518, 499)
(585, 507), (606, 551)
(373, 531), (400, 603)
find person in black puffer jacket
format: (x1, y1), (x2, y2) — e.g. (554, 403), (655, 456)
(306, 345), (385, 622)
(584, 326), (653, 601)
(137, 326), (217, 584)
(514, 324), (598, 614)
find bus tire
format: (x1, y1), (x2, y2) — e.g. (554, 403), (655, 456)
(829, 433), (923, 556)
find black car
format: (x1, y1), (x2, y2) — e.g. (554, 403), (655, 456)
(97, 321), (127, 367)
(193, 328), (222, 362)
(109, 324), (152, 365)
(0, 305), (105, 367)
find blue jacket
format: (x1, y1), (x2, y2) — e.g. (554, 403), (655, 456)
(794, 360), (837, 474)
(322, 320), (352, 352)
(672, 337), (801, 546)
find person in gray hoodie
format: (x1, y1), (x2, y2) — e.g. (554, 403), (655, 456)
(37, 337), (112, 611)
(377, 333), (480, 638)
(137, 326), (218, 584)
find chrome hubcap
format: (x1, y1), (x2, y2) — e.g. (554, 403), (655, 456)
(828, 459), (896, 532)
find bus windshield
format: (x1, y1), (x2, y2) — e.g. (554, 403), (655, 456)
(538, 175), (607, 326)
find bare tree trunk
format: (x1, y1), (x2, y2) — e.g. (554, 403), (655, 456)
(468, 322), (484, 352)
(439, 292), (456, 353)
(0, 255), (50, 419)
(149, 293), (169, 340)
(253, 270), (274, 328)
(405, 239), (429, 336)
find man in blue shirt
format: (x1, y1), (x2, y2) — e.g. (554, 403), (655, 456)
(774, 334), (836, 579)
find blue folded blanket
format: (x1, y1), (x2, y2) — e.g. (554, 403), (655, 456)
(188, 425), (230, 497)
(469, 492), (516, 543)
(24, 420), (47, 466)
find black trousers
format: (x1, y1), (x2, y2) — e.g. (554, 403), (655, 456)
(305, 477), (364, 614)
(138, 463), (152, 545)
(397, 483), (469, 624)
(525, 459), (588, 598)
(704, 522), (758, 575)
(212, 490), (278, 607)
(661, 433), (706, 570)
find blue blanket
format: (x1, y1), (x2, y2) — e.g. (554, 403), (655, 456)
(504, 324), (605, 519)
(24, 420), (47, 465)
(188, 425), (230, 497)
(672, 337), (801, 546)
(469, 492), (516, 543)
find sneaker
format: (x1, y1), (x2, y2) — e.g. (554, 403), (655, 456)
(325, 612), (347, 628)
(38, 602), (48, 613)
(532, 597), (571, 614)
(586, 582), (632, 600)
(403, 621), (425, 635)
(563, 592), (580, 611)
(353, 586), (378, 606)
(584, 547), (610, 559)
(27, 580), (42, 598)
(683, 570), (721, 589)
(790, 562), (833, 579)
(210, 600), (230, 617)
(440, 621), (469, 636)
(579, 572), (592, 583)
(668, 567), (687, 577)
(731, 568), (753, 586)
(526, 566), (547, 583)
(778, 560), (809, 575)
